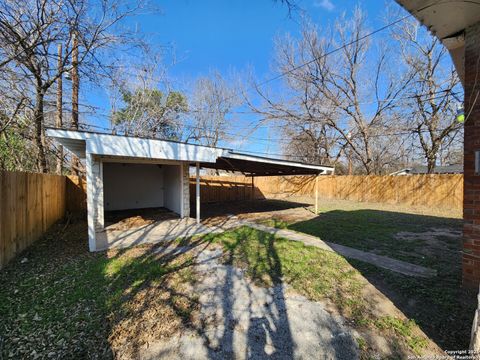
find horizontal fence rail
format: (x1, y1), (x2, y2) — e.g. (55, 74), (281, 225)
(189, 176), (261, 203)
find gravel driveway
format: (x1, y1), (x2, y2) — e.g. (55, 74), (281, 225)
(139, 248), (359, 360)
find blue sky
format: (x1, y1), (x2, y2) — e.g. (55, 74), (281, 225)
(85, 0), (411, 156)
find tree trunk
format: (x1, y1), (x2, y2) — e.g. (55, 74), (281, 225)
(427, 154), (437, 174)
(56, 43), (63, 175)
(34, 87), (47, 173)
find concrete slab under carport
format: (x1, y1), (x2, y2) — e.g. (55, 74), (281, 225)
(96, 217), (211, 251)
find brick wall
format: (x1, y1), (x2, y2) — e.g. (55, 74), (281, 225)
(463, 21), (480, 288)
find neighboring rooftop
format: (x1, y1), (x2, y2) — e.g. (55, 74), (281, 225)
(390, 164), (463, 175)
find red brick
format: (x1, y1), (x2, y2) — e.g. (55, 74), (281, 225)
(463, 20), (480, 287)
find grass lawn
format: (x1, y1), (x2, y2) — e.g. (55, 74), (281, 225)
(0, 222), (199, 359)
(257, 199), (475, 350)
(0, 200), (472, 358)
(202, 226), (438, 358)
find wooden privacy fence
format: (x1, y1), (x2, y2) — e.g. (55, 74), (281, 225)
(0, 172), (87, 269)
(0, 171), (65, 268)
(191, 174), (464, 211)
(1, 171), (463, 269)
(189, 176), (264, 203)
(66, 175), (87, 213)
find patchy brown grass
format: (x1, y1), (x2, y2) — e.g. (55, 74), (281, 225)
(0, 221), (201, 359)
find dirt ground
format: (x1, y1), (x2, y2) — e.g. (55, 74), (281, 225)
(200, 198), (317, 227)
(104, 207), (179, 230)
(136, 247), (360, 360)
(199, 196), (462, 223)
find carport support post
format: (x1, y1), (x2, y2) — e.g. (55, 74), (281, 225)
(196, 162), (200, 224)
(314, 174), (319, 214)
(251, 176), (254, 200)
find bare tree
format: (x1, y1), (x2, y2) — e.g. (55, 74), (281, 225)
(0, 0), (145, 172)
(394, 20), (462, 173)
(248, 8), (413, 174)
(187, 71), (238, 147)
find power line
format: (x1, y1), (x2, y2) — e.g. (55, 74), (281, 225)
(71, 1), (463, 123)
(198, 1), (450, 108)
(73, 125), (459, 163)
(78, 120), (462, 151)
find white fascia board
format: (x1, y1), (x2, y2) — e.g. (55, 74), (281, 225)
(45, 128), (87, 158)
(224, 151), (334, 173)
(86, 133), (221, 163)
(45, 128), (88, 140)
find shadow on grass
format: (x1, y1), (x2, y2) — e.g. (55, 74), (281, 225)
(0, 216), (295, 358)
(209, 226), (359, 359)
(0, 220), (215, 358)
(1, 206), (473, 358)
(197, 198), (311, 219)
(90, 217), (299, 359)
(282, 208), (475, 350)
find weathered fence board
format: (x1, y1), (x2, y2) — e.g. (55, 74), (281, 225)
(189, 174), (463, 211)
(253, 174), (463, 210)
(189, 176), (258, 204)
(66, 175), (87, 214)
(0, 171), (66, 269)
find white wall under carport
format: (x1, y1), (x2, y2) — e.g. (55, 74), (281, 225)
(102, 161), (187, 215)
(103, 162), (182, 215)
(88, 157), (191, 251)
(103, 163), (165, 211)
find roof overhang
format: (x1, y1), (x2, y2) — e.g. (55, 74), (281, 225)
(395, 0), (480, 85)
(46, 128), (334, 176)
(201, 151), (333, 176)
(46, 128), (222, 163)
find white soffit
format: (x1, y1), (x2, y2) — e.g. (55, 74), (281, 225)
(45, 128), (222, 163)
(395, 0), (480, 83)
(86, 133), (222, 163)
(397, 0), (480, 40)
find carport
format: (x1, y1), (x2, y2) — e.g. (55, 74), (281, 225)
(46, 128), (333, 251)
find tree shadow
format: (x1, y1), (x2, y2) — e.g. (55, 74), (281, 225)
(97, 216), (359, 359)
(212, 227), (361, 359)
(103, 207), (178, 228)
(219, 227), (295, 359)
(282, 208), (475, 350)
(197, 198), (312, 219)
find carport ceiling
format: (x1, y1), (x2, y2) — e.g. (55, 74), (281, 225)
(199, 152), (331, 176)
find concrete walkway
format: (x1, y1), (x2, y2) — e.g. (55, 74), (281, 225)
(207, 217), (437, 278)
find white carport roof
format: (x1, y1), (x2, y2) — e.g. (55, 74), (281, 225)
(46, 128), (334, 176)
